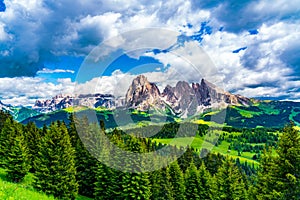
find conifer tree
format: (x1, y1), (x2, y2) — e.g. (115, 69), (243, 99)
(5, 123), (30, 182)
(24, 121), (41, 171)
(34, 121), (78, 200)
(120, 137), (151, 200)
(68, 115), (99, 197)
(0, 118), (14, 167)
(167, 161), (186, 200)
(94, 162), (115, 199)
(273, 122), (300, 199)
(0, 110), (12, 131)
(213, 156), (247, 200)
(150, 168), (173, 200)
(185, 161), (201, 200)
(178, 146), (194, 172)
(94, 139), (119, 199)
(198, 162), (212, 199)
(252, 148), (281, 200)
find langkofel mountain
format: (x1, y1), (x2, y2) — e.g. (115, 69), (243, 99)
(125, 75), (252, 116)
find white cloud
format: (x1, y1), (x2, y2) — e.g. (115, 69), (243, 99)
(0, 22), (10, 41)
(37, 68), (75, 74)
(0, 77), (74, 106)
(249, 0), (300, 19)
(0, 0), (300, 101)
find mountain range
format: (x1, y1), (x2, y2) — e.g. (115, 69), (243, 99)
(1, 75), (300, 128)
(32, 75), (252, 117)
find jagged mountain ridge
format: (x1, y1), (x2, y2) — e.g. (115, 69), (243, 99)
(125, 75), (252, 116)
(33, 94), (121, 113)
(31, 75), (252, 116)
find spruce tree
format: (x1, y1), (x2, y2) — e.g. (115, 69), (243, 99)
(198, 162), (212, 199)
(252, 148), (281, 200)
(94, 139), (119, 199)
(34, 122), (78, 199)
(120, 137), (151, 200)
(167, 161), (186, 200)
(0, 110), (12, 131)
(150, 168), (173, 200)
(213, 156), (247, 200)
(185, 161), (201, 200)
(273, 122), (300, 199)
(24, 121), (41, 171)
(68, 116), (98, 197)
(0, 118), (13, 167)
(5, 123), (30, 182)
(94, 162), (116, 199)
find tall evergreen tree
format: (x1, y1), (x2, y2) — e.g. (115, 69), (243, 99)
(167, 161), (186, 200)
(178, 146), (194, 172)
(5, 122), (30, 182)
(150, 168), (173, 200)
(213, 156), (247, 200)
(203, 152), (224, 175)
(198, 162), (212, 199)
(68, 116), (98, 197)
(251, 147), (281, 200)
(273, 122), (300, 199)
(0, 118), (14, 167)
(34, 122), (78, 200)
(185, 161), (201, 200)
(120, 137), (151, 200)
(0, 110), (12, 131)
(94, 139), (120, 199)
(24, 121), (41, 171)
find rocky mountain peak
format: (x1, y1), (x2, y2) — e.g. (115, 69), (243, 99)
(132, 74), (148, 86)
(125, 75), (252, 115)
(125, 75), (162, 110)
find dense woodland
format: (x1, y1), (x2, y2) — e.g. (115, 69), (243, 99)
(0, 110), (299, 199)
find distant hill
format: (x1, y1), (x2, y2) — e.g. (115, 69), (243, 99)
(0, 100), (39, 122)
(202, 100), (300, 128)
(21, 100), (300, 129)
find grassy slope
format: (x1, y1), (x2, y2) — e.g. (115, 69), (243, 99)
(0, 168), (92, 200)
(21, 100), (300, 129)
(153, 136), (259, 166)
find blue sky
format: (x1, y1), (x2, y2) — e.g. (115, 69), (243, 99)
(0, 0), (300, 106)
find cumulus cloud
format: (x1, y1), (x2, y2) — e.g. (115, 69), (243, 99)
(0, 0), (300, 101)
(0, 0), (213, 77)
(0, 77), (74, 106)
(0, 70), (169, 106)
(37, 68), (75, 74)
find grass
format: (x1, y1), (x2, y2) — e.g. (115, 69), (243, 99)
(231, 103), (280, 119)
(191, 119), (225, 127)
(64, 106), (89, 113)
(153, 136), (259, 166)
(257, 103), (280, 115)
(232, 106), (261, 118)
(203, 110), (221, 117)
(290, 108), (300, 126)
(0, 168), (92, 200)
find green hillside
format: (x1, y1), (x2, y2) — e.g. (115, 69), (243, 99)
(21, 100), (300, 129)
(201, 101), (300, 128)
(0, 168), (91, 200)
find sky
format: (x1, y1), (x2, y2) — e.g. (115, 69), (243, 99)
(0, 0), (300, 106)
